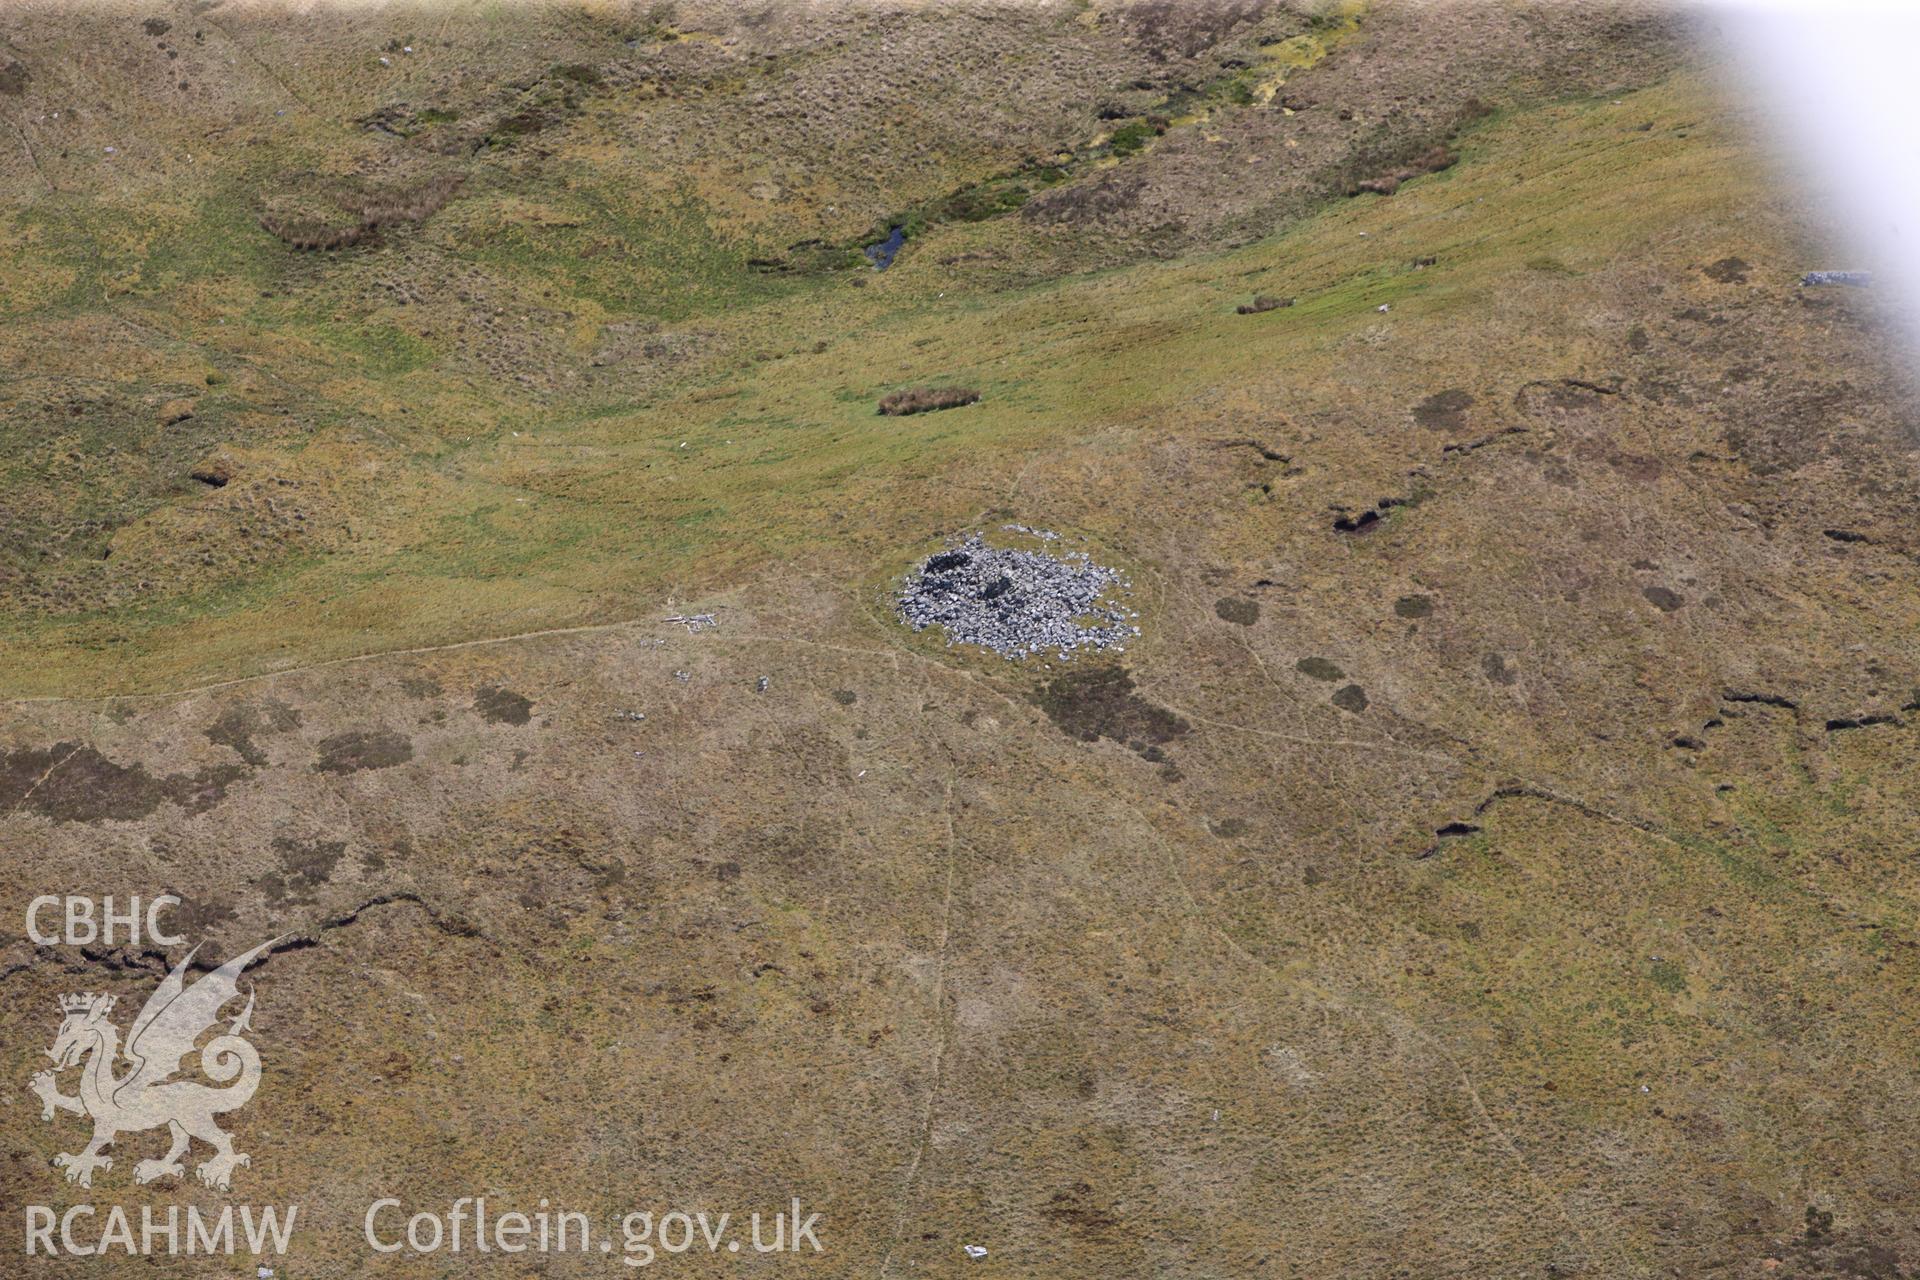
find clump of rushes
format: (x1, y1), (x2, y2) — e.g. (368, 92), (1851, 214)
(878, 387), (980, 416)
(1347, 144), (1457, 196)
(1237, 294), (1293, 314)
(1107, 117), (1166, 156)
(260, 173), (465, 251)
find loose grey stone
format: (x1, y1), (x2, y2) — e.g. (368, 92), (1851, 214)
(897, 530), (1139, 661)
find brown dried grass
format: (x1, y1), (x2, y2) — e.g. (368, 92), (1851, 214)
(877, 386), (980, 416)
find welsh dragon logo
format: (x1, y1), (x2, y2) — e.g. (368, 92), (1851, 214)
(29, 937), (281, 1191)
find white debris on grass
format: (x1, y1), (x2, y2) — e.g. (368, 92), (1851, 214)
(963, 1244), (989, 1260)
(897, 529), (1139, 660)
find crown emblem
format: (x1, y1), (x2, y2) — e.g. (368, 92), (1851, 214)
(58, 993), (115, 1017)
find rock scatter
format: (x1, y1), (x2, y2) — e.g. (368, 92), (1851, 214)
(897, 530), (1139, 660)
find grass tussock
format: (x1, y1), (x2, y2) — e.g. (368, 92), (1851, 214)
(878, 386), (980, 416)
(1237, 294), (1293, 315)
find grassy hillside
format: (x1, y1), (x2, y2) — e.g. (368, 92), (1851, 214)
(6, 5), (1920, 1278)
(5, 71), (1729, 694)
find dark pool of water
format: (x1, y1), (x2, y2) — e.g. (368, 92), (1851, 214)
(864, 226), (905, 270)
